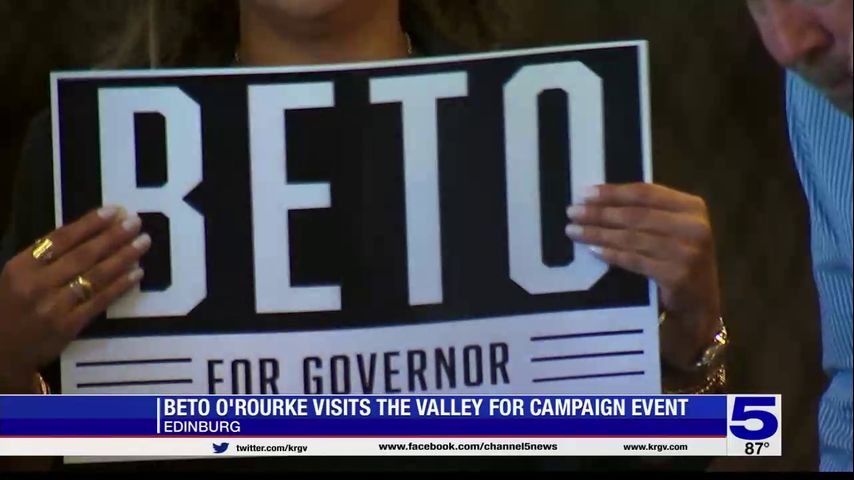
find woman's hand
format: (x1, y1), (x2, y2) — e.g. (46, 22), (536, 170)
(0, 206), (150, 392)
(565, 183), (722, 371)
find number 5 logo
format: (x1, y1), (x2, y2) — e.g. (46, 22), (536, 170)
(729, 396), (779, 440)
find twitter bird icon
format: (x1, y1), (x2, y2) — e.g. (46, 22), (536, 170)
(212, 442), (230, 454)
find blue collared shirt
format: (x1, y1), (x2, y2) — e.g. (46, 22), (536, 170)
(786, 72), (853, 472)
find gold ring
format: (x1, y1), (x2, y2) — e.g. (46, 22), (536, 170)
(68, 275), (94, 303)
(32, 237), (56, 263)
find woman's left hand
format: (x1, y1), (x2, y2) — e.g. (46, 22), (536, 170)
(565, 183), (721, 371)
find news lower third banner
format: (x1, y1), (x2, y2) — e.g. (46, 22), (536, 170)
(0, 395), (780, 458)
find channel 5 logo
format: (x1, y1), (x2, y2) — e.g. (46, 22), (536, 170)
(728, 396), (780, 441)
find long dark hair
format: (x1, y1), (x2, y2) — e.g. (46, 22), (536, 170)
(102, 0), (510, 69)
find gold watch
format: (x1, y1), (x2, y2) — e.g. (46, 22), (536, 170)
(660, 311), (728, 371)
(660, 312), (729, 394)
(693, 317), (728, 371)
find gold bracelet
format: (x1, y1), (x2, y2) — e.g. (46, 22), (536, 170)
(663, 363), (727, 395)
(34, 373), (50, 395)
(660, 311), (729, 372)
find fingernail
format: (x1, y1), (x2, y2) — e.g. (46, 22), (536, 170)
(566, 206), (585, 218)
(132, 233), (151, 251)
(589, 245), (604, 256)
(122, 215), (142, 232)
(128, 268), (145, 283)
(565, 224), (583, 238)
(98, 206), (119, 219)
(581, 186), (599, 203)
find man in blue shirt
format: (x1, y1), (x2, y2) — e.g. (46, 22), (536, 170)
(747, 0), (852, 472)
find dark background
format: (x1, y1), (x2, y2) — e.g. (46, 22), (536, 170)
(0, 0), (824, 471)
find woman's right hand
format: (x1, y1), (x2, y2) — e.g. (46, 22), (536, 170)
(0, 206), (150, 393)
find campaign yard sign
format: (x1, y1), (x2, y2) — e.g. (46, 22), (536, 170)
(51, 41), (660, 396)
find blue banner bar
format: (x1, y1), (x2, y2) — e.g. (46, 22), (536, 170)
(0, 395), (727, 437)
